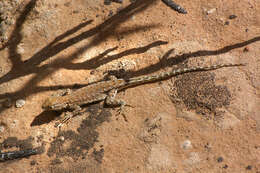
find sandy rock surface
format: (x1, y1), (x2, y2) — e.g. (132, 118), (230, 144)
(0, 0), (259, 172)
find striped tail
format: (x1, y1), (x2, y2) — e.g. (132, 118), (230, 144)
(124, 63), (246, 87)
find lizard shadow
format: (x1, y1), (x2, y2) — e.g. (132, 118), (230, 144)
(30, 110), (61, 126)
(31, 100), (120, 127)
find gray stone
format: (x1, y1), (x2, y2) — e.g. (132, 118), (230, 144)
(15, 99), (26, 108)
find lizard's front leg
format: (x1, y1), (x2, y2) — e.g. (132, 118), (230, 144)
(55, 104), (82, 128)
(105, 89), (132, 121)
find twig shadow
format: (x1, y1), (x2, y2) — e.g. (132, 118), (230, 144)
(0, 0), (159, 115)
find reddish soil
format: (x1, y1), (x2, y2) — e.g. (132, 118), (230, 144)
(0, 0), (259, 172)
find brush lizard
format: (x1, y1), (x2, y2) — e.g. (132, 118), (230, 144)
(42, 63), (245, 127)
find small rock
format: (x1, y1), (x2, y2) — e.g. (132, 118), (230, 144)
(15, 99), (26, 108)
(181, 140), (192, 149)
(243, 47), (249, 52)
(0, 125), (5, 133)
(59, 136), (65, 141)
(224, 21), (230, 25)
(11, 119), (19, 127)
(206, 8), (216, 15)
(229, 15), (237, 19)
(246, 165), (252, 170)
(217, 156), (224, 163)
(223, 164), (228, 169)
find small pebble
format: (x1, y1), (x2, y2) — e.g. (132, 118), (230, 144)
(229, 14), (237, 19)
(15, 99), (26, 108)
(245, 28), (249, 32)
(243, 47), (249, 52)
(223, 164), (228, 169)
(0, 125), (5, 132)
(224, 21), (230, 25)
(59, 136), (65, 141)
(11, 119), (19, 127)
(206, 8), (216, 15)
(246, 165), (252, 170)
(181, 140), (192, 149)
(217, 156), (224, 163)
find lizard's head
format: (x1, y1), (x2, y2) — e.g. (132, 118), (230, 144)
(42, 97), (59, 110)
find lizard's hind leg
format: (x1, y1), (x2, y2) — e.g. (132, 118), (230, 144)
(55, 105), (82, 128)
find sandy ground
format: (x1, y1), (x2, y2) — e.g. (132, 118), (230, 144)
(0, 0), (259, 172)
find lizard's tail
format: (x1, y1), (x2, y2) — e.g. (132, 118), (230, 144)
(125, 63), (246, 86)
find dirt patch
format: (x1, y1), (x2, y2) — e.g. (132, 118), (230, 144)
(171, 70), (231, 118)
(47, 104), (111, 162)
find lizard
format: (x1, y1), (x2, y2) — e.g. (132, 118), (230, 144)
(42, 63), (245, 127)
